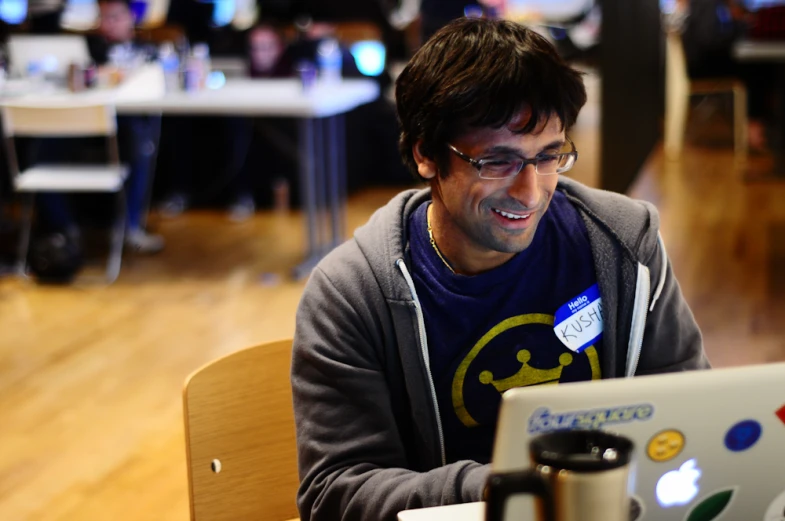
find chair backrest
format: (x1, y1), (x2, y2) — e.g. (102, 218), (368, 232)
(182, 339), (299, 521)
(7, 35), (91, 78)
(281, 21), (383, 45)
(1, 104), (118, 138)
(334, 21), (383, 44)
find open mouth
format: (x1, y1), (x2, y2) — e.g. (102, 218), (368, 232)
(492, 208), (532, 221)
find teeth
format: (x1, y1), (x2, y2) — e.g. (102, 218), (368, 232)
(493, 208), (530, 220)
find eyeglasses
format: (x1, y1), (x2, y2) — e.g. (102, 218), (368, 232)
(447, 137), (578, 180)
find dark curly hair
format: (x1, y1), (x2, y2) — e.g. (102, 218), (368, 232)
(395, 17), (587, 181)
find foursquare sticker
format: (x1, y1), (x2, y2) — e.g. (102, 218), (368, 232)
(553, 284), (603, 353)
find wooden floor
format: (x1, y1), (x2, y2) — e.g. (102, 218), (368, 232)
(3, 92), (785, 518)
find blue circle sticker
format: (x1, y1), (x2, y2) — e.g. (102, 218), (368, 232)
(724, 420), (762, 452)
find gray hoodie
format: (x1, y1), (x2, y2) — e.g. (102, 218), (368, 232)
(291, 178), (710, 521)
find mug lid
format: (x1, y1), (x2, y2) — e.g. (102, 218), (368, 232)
(530, 430), (634, 472)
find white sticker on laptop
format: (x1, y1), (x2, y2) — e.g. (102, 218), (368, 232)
(554, 283), (603, 353)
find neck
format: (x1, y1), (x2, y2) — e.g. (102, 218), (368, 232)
(427, 200), (514, 276)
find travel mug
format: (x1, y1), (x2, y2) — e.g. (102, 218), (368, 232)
(485, 429), (635, 521)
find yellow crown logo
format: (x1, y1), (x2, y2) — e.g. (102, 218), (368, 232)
(479, 349), (573, 393)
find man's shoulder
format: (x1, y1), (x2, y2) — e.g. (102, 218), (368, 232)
(306, 188), (429, 301)
(557, 178), (660, 260)
(313, 236), (369, 283)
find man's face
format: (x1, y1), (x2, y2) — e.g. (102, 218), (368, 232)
(417, 109), (565, 274)
(99, 2), (134, 44)
(249, 28), (282, 73)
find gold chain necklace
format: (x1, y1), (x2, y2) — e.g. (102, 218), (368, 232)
(427, 204), (456, 274)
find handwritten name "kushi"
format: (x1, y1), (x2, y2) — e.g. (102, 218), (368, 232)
(558, 299), (603, 353)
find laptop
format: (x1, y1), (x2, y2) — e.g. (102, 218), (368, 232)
(491, 362), (785, 520)
(7, 35), (90, 78)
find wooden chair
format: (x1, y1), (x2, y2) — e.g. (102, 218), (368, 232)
(136, 24), (186, 47)
(182, 339), (300, 521)
(664, 30), (748, 163)
(334, 21), (384, 44)
(1, 103), (128, 283)
(282, 21), (384, 46)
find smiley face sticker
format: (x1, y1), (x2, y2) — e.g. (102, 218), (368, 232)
(647, 429), (686, 462)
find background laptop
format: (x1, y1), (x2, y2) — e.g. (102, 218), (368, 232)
(491, 362), (785, 520)
(7, 35), (90, 79)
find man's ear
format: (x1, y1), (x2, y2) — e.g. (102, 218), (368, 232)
(413, 141), (437, 180)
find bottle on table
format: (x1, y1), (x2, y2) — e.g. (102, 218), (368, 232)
(316, 38), (342, 85)
(159, 42), (180, 92)
(185, 42), (211, 92)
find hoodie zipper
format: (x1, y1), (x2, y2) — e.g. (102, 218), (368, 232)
(396, 259), (447, 466)
(626, 263), (651, 377)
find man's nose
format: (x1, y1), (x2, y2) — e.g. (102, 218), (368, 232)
(506, 163), (541, 210)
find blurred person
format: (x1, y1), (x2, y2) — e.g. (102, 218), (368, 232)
(87, 0), (157, 64)
(158, 23), (294, 222)
(92, 0), (163, 251)
(675, 0), (778, 151)
(248, 22), (288, 76)
(279, 17), (364, 77)
(159, 17), (407, 221)
(225, 23), (296, 221)
(291, 18), (709, 521)
(37, 0), (164, 254)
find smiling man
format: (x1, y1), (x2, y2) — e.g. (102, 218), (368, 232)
(291, 17), (710, 521)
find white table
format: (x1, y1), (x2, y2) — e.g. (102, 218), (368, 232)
(397, 498), (540, 520)
(397, 501), (486, 521)
(0, 64), (167, 107)
(117, 77), (379, 117)
(733, 39), (785, 62)
(1, 68), (381, 276)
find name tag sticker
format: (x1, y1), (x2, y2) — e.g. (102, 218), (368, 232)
(554, 284), (603, 353)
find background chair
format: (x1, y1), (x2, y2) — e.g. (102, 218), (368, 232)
(182, 338), (300, 521)
(664, 30), (748, 163)
(2, 103), (128, 283)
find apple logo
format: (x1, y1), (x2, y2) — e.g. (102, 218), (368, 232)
(764, 489), (785, 521)
(656, 458), (702, 507)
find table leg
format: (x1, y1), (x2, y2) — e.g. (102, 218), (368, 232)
(327, 114), (346, 248)
(292, 114), (350, 280)
(337, 114), (347, 246)
(293, 118), (320, 280)
(313, 117), (330, 253)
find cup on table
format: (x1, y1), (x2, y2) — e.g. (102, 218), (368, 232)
(485, 429), (635, 521)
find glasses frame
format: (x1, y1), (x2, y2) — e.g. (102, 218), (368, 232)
(447, 136), (578, 179)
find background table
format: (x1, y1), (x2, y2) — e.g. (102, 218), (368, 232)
(121, 76), (380, 277)
(733, 39), (785, 62)
(1, 66), (380, 278)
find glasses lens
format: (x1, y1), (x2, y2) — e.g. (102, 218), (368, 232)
(479, 158), (523, 179)
(538, 153), (575, 175)
(536, 155), (562, 175)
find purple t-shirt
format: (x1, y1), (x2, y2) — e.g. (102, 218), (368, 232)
(408, 191), (602, 464)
